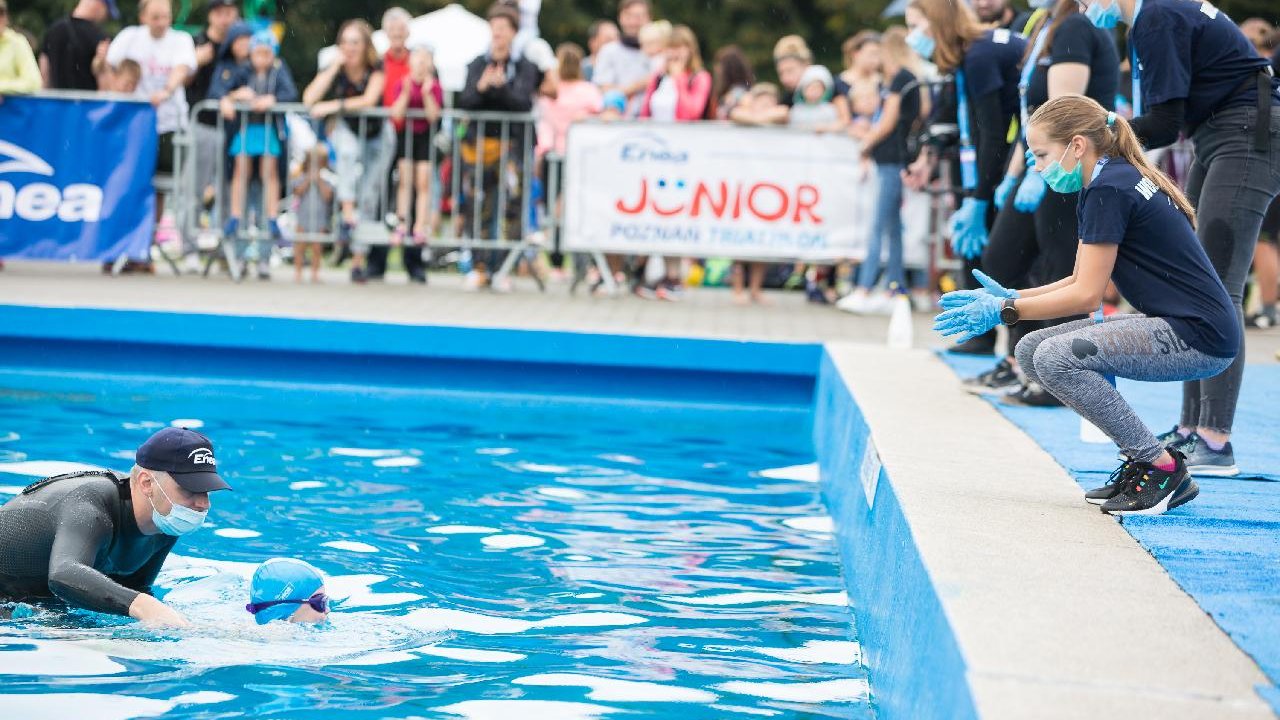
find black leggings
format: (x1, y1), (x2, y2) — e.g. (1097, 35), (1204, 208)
(982, 174), (1084, 352)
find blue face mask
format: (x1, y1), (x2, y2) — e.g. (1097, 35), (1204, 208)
(1085, 0), (1121, 29)
(1039, 145), (1085, 194)
(905, 28), (935, 60)
(149, 478), (207, 536)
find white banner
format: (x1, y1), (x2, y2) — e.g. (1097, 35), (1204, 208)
(565, 121), (873, 261)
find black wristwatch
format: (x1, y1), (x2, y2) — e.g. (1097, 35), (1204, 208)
(1000, 297), (1020, 326)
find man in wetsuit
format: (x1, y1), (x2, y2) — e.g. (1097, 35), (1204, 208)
(0, 427), (230, 626)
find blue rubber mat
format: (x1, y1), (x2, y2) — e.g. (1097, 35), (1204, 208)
(941, 352), (1280, 713)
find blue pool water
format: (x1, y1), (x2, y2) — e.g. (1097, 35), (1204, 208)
(0, 370), (871, 719)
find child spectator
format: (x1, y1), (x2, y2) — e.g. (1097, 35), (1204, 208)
(788, 65), (841, 132)
(638, 20), (671, 75)
(290, 144), (334, 284)
(112, 58), (141, 93)
(388, 44), (443, 270)
(729, 81), (782, 125)
(218, 30), (297, 277)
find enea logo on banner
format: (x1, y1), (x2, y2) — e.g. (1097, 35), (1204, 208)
(619, 132), (690, 164)
(0, 139), (104, 223)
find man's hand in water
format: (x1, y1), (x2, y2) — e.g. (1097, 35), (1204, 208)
(128, 593), (190, 628)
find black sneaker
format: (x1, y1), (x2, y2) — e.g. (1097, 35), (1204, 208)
(1000, 381), (1064, 407)
(1155, 425), (1188, 447)
(1172, 433), (1239, 477)
(1100, 453), (1195, 515)
(963, 358), (1020, 395)
(1085, 459), (1141, 506)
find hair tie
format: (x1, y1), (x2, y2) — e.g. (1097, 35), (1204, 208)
(1106, 111), (1116, 128)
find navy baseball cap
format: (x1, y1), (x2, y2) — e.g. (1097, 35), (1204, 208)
(207, 0), (238, 11)
(136, 427), (231, 493)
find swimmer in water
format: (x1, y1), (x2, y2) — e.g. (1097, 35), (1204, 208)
(245, 558), (330, 624)
(0, 427), (230, 627)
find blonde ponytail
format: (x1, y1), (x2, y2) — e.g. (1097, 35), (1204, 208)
(1028, 95), (1197, 229)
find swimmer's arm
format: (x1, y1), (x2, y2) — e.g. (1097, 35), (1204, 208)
(1013, 242), (1117, 321)
(47, 505), (142, 616)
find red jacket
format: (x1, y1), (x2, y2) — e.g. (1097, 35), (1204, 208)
(639, 69), (712, 121)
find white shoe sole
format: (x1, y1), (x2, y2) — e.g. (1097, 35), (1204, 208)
(1186, 464), (1239, 477)
(1084, 496), (1107, 506)
(1104, 492), (1173, 515)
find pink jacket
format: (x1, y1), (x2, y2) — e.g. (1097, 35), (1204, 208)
(536, 80), (604, 157)
(639, 69), (712, 121)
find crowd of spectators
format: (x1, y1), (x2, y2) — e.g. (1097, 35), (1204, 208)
(1, 0), (1278, 317)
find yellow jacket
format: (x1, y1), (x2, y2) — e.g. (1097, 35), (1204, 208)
(0, 27), (41, 95)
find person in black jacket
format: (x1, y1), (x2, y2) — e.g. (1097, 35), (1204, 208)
(903, 0), (1028, 354)
(0, 428), (230, 626)
(456, 2), (543, 288)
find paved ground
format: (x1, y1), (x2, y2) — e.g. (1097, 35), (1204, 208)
(4, 261), (1280, 362)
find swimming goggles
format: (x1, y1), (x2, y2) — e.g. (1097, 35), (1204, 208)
(245, 592), (329, 615)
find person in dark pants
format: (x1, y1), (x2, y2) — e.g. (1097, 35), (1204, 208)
(969, 0), (1119, 404)
(0, 428), (231, 625)
(902, 0), (1027, 354)
(1081, 0), (1280, 476)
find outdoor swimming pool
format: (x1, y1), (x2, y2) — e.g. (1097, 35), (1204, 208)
(0, 360), (872, 718)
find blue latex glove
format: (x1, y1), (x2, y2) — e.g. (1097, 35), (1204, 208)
(948, 198), (990, 260)
(933, 292), (1003, 344)
(938, 269), (1018, 310)
(1013, 171), (1047, 212)
(972, 269), (1018, 299)
(993, 173), (1018, 209)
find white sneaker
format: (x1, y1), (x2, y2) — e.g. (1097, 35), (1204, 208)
(182, 253), (202, 275)
(868, 292), (896, 315)
(910, 290), (934, 313)
(836, 291), (870, 314)
(462, 270), (483, 291)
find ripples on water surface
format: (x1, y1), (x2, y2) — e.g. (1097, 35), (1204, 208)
(0, 373), (872, 718)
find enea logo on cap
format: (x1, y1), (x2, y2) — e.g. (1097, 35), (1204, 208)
(189, 447), (216, 466)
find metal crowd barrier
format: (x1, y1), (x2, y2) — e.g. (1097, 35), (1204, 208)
(172, 100), (538, 283)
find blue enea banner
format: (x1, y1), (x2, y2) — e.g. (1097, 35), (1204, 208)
(0, 95), (157, 261)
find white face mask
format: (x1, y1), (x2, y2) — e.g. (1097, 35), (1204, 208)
(148, 477), (207, 536)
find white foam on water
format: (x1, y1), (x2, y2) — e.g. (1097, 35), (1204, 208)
(402, 608), (646, 635)
(417, 646), (526, 663)
(480, 534), (545, 549)
(0, 638), (126, 676)
(289, 480), (327, 490)
(714, 678), (870, 703)
(328, 649), (420, 666)
(407, 542), (420, 552)
(436, 700), (619, 720)
(0, 460), (106, 477)
(0, 691), (235, 719)
(476, 447), (517, 456)
(514, 461), (571, 474)
(536, 486), (588, 500)
(598, 453), (644, 465)
(329, 447), (402, 458)
(0, 431), (19, 442)
(757, 463), (820, 483)
(709, 705), (781, 717)
(122, 421), (164, 430)
(573, 592), (604, 599)
(213, 528), (262, 539)
(781, 516), (835, 534)
(563, 555), (594, 562)
(515, 673), (717, 703)
(659, 591), (849, 607)
(325, 574), (425, 608)
(0, 485), (25, 495)
(170, 418), (204, 429)
(427, 524), (502, 535)
(748, 640), (861, 665)
(321, 540), (379, 553)
(372, 456), (421, 468)
(773, 559), (804, 567)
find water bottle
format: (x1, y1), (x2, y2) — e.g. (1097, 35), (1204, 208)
(887, 289), (913, 350)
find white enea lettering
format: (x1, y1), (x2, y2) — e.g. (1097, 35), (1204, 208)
(1200, 3), (1219, 19)
(188, 448), (216, 466)
(992, 28), (1011, 45)
(1135, 177), (1159, 200)
(0, 142), (106, 223)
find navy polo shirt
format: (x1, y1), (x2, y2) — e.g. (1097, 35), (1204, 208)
(1025, 13), (1119, 112)
(962, 28), (1027, 116)
(1078, 158), (1239, 358)
(1130, 0), (1279, 133)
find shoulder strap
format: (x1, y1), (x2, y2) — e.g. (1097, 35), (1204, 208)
(22, 469), (128, 500)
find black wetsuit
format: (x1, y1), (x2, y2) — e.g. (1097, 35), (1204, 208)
(0, 470), (176, 615)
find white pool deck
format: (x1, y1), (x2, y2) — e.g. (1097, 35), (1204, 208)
(2, 259), (1278, 719)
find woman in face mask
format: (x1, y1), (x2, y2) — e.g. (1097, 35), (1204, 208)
(934, 95), (1240, 516)
(902, 0), (1027, 355)
(1075, 0), (1280, 477)
(966, 0), (1121, 405)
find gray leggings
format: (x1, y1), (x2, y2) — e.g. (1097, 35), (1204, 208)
(1016, 314), (1233, 463)
(1181, 106), (1280, 433)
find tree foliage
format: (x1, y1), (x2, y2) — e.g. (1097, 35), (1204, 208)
(13, 0), (1280, 88)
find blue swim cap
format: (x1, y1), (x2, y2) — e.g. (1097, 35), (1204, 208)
(248, 558), (325, 625)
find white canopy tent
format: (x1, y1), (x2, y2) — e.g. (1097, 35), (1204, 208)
(315, 3), (491, 93)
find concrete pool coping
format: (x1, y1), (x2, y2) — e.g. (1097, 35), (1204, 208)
(0, 299), (1274, 718)
(821, 343), (1274, 719)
